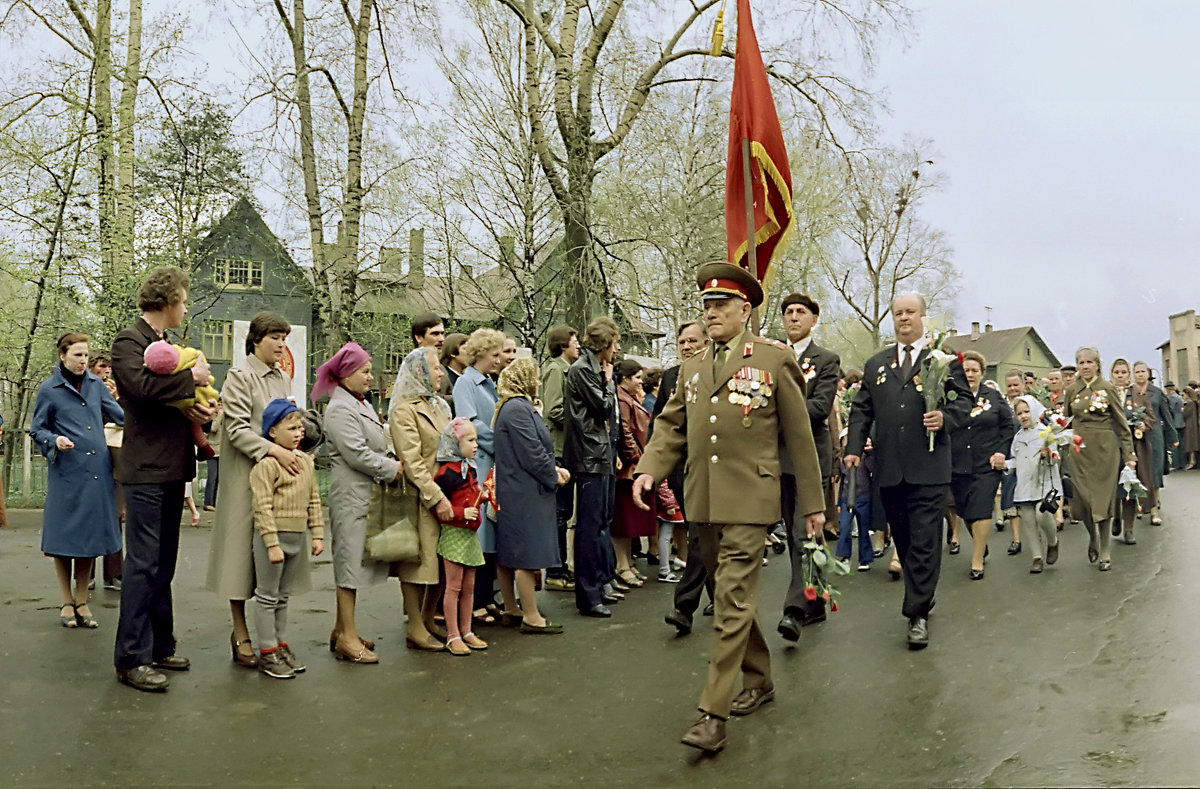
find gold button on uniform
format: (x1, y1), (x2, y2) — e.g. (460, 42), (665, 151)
(711, 396), (719, 404)
(711, 454), (719, 463)
(710, 435), (717, 443)
(709, 415), (717, 423)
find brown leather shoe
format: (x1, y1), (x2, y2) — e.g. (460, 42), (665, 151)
(681, 714), (726, 752)
(729, 686), (775, 716)
(116, 665), (170, 693)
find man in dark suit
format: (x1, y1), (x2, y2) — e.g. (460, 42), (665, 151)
(111, 266), (213, 692)
(652, 321), (712, 635)
(775, 293), (841, 642)
(845, 292), (971, 649)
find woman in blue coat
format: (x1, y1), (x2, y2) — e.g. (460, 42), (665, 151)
(30, 333), (124, 628)
(452, 328), (505, 617)
(493, 357), (569, 634)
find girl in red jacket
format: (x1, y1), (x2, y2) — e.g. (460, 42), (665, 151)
(434, 418), (492, 656)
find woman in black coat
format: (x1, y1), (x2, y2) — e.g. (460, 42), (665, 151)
(494, 357), (570, 634)
(950, 352), (1014, 580)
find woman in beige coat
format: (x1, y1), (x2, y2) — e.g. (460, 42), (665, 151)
(205, 313), (303, 668)
(389, 347), (453, 650)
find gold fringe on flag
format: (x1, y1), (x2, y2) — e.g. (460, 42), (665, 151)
(710, 8), (725, 56)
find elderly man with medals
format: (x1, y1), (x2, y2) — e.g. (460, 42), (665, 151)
(633, 262), (825, 754)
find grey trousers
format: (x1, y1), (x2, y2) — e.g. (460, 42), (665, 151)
(1015, 502), (1057, 561)
(252, 531), (305, 651)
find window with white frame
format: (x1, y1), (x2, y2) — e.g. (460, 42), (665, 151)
(214, 257), (263, 290)
(203, 319), (234, 361)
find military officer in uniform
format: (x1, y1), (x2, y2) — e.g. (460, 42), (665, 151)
(633, 262), (825, 754)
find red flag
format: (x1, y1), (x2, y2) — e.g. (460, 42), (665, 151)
(725, 0), (793, 284)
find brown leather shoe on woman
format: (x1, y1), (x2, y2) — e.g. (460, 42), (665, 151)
(334, 640), (379, 663)
(231, 632), (259, 668)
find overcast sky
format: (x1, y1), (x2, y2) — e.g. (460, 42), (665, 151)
(873, 0), (1198, 375)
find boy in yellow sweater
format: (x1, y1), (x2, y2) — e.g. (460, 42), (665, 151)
(249, 398), (324, 679)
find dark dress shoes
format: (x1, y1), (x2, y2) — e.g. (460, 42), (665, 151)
(729, 686), (775, 716)
(776, 614), (801, 643)
(117, 665), (170, 692)
(152, 655), (191, 671)
(601, 593), (622, 604)
(906, 617), (929, 650)
(703, 603), (715, 617)
(801, 609), (827, 627)
(681, 714), (726, 753)
(581, 604), (612, 618)
(665, 609), (692, 635)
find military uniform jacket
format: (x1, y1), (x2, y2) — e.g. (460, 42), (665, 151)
(950, 386), (1014, 475)
(847, 344), (972, 488)
(636, 331), (824, 525)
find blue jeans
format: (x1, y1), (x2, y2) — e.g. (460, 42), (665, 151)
(836, 496), (875, 565)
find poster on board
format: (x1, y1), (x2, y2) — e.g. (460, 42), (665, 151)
(231, 321), (308, 405)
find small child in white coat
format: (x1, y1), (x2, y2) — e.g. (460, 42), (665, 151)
(1006, 395), (1061, 573)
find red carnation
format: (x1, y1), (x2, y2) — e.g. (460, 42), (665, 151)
(831, 602), (838, 612)
(803, 586), (818, 602)
(956, 351), (964, 364)
(822, 590), (831, 601)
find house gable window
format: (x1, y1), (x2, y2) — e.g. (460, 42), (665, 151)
(214, 257), (264, 290)
(203, 319), (234, 361)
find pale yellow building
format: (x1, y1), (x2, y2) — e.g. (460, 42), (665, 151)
(945, 323), (1062, 384)
(1159, 309), (1200, 385)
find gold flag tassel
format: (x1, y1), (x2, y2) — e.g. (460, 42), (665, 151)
(710, 8), (725, 56)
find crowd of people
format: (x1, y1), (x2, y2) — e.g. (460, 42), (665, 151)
(21, 263), (1195, 753)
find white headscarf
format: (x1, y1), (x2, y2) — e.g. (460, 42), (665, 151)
(1013, 394), (1045, 425)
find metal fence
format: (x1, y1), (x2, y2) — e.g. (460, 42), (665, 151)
(2, 447), (333, 510)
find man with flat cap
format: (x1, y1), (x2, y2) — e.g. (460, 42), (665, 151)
(633, 262), (825, 754)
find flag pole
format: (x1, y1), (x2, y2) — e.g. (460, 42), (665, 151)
(741, 137), (761, 335)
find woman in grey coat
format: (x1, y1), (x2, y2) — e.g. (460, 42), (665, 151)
(205, 313), (298, 668)
(317, 342), (402, 664)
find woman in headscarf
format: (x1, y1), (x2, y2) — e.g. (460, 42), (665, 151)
(319, 342), (402, 663)
(389, 346), (453, 650)
(493, 357), (570, 634)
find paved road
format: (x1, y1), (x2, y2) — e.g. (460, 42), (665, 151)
(2, 472), (1199, 787)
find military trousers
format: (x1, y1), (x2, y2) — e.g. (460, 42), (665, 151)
(696, 522), (771, 719)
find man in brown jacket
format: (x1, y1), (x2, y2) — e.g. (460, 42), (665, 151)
(633, 262), (825, 753)
(111, 267), (213, 692)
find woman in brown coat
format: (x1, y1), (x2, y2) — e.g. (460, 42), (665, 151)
(1183, 383), (1200, 468)
(613, 359), (657, 587)
(389, 347), (453, 650)
(1063, 347), (1135, 571)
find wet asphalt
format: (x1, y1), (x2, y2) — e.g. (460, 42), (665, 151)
(2, 472), (1199, 788)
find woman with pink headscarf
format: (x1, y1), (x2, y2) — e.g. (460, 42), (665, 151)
(317, 342), (403, 664)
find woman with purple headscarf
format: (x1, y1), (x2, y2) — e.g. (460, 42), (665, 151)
(318, 342), (403, 663)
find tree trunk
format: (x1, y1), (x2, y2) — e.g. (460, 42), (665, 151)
(93, 0), (116, 291)
(114, 0), (142, 271)
(333, 0), (373, 353)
